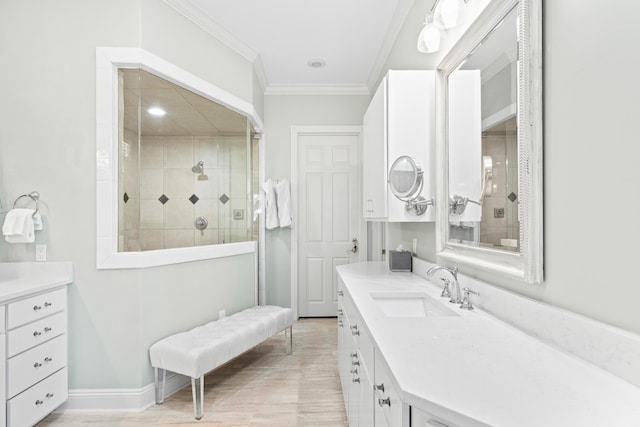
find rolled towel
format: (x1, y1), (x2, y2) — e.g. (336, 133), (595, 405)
(2, 208), (36, 243)
(275, 179), (293, 228)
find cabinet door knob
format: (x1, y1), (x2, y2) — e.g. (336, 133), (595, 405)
(378, 397), (391, 407)
(350, 368), (358, 375)
(34, 362), (42, 368)
(33, 331), (42, 337)
(351, 360), (360, 366)
(33, 305), (42, 311)
(352, 377), (360, 383)
(44, 327), (52, 332)
(44, 357), (53, 363)
(337, 291), (344, 296)
(35, 400), (44, 406)
(374, 383), (385, 393)
(350, 352), (357, 358)
(46, 393), (54, 399)
(44, 302), (52, 307)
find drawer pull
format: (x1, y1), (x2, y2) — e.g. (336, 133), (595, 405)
(374, 383), (385, 393)
(350, 368), (358, 375)
(44, 327), (52, 332)
(46, 393), (54, 398)
(338, 291), (344, 296)
(44, 302), (52, 307)
(33, 305), (42, 311)
(34, 362), (42, 368)
(352, 360), (360, 366)
(45, 357), (53, 363)
(352, 377), (360, 383)
(35, 400), (44, 406)
(378, 397), (391, 407)
(350, 352), (357, 358)
(352, 330), (360, 336)
(33, 331), (42, 337)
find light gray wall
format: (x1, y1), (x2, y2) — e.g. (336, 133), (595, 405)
(263, 95), (370, 307)
(384, 0), (640, 334)
(0, 0), (259, 389)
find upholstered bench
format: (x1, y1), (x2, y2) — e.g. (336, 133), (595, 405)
(149, 305), (295, 420)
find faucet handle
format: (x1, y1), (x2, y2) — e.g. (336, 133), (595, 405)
(460, 287), (479, 310)
(439, 278), (451, 299)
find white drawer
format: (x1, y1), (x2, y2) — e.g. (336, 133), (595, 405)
(0, 305), (5, 333)
(375, 356), (402, 427)
(7, 311), (66, 357)
(411, 407), (460, 427)
(7, 287), (66, 330)
(7, 334), (67, 398)
(7, 367), (68, 427)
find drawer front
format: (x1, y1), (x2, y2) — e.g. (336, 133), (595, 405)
(7, 311), (66, 357)
(0, 305), (5, 333)
(7, 367), (68, 427)
(411, 407), (460, 427)
(7, 334), (67, 398)
(7, 288), (67, 329)
(375, 356), (402, 427)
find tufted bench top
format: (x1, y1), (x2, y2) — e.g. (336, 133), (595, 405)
(149, 305), (294, 379)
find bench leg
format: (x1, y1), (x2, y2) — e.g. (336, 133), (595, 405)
(285, 326), (293, 355)
(154, 368), (166, 405)
(191, 376), (204, 420)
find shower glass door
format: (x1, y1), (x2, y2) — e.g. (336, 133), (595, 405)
(117, 68), (256, 252)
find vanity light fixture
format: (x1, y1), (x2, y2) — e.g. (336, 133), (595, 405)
(147, 106), (167, 117)
(417, 0), (470, 53)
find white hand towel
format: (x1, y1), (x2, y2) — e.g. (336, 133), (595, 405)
(2, 208), (36, 243)
(275, 179), (293, 228)
(263, 179), (279, 230)
(33, 212), (43, 231)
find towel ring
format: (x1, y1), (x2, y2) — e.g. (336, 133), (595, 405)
(13, 191), (40, 216)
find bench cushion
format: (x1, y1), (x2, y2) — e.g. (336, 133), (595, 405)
(149, 305), (294, 379)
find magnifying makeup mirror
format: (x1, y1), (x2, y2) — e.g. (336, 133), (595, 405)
(388, 156), (434, 216)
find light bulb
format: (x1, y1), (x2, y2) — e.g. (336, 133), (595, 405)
(417, 17), (447, 53)
(434, 0), (461, 29)
(148, 107), (166, 117)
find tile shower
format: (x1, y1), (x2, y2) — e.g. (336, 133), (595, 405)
(117, 69), (258, 252)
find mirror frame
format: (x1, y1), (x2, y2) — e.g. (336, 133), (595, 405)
(435, 0), (543, 283)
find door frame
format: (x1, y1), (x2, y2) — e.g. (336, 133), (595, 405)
(290, 125), (366, 318)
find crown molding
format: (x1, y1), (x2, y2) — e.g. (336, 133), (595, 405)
(264, 84), (370, 96)
(162, 0), (258, 63)
(366, 0), (417, 91)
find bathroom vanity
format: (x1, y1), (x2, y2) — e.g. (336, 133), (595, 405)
(0, 262), (72, 427)
(336, 262), (640, 426)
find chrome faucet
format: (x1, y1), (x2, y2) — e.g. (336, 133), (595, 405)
(427, 265), (462, 304)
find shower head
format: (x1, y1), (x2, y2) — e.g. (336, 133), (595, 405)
(192, 161), (208, 180)
(192, 161), (204, 173)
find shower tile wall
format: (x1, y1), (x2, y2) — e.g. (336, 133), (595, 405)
(119, 134), (249, 251)
(480, 124), (519, 249)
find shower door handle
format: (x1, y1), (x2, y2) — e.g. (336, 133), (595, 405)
(347, 238), (358, 254)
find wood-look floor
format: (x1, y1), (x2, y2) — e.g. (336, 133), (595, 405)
(38, 318), (348, 426)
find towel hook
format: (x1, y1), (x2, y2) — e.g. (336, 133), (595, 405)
(13, 191), (40, 216)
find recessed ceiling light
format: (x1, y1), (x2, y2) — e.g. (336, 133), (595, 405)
(148, 107), (167, 117)
(307, 59), (326, 69)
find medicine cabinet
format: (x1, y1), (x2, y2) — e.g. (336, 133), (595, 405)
(362, 70), (436, 222)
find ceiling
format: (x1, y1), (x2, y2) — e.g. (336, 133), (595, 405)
(122, 69), (250, 136)
(163, 0), (417, 94)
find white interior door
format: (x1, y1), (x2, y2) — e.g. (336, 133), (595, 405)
(297, 130), (360, 317)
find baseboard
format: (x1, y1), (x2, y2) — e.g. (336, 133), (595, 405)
(57, 372), (190, 412)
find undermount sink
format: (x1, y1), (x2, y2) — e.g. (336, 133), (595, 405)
(370, 292), (459, 318)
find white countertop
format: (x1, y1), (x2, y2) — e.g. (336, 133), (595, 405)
(337, 262), (640, 427)
(0, 262), (73, 302)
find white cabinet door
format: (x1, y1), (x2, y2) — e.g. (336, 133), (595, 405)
(363, 78), (388, 219)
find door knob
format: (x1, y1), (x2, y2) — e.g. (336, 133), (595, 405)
(346, 238), (358, 254)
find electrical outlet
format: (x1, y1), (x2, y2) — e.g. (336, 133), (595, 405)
(494, 208), (505, 219)
(219, 309), (226, 319)
(36, 244), (47, 262)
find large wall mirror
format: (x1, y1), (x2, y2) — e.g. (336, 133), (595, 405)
(435, 0), (543, 283)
